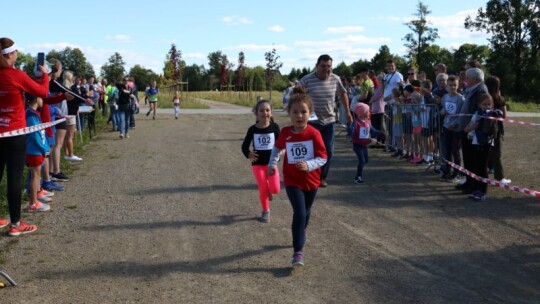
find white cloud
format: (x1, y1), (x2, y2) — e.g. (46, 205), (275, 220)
(296, 35), (391, 48)
(221, 16), (253, 25)
(428, 9), (490, 47)
(222, 44), (292, 52)
(268, 25), (284, 32)
(184, 52), (206, 60)
(323, 26), (365, 34)
(105, 34), (133, 43)
(368, 15), (406, 22)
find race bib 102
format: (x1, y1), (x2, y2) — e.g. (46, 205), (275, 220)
(253, 133), (275, 150)
(286, 140), (314, 164)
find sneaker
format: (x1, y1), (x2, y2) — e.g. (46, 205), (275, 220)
(119, 134), (124, 139)
(291, 251), (304, 266)
(51, 172), (69, 182)
(320, 180), (328, 187)
(354, 176), (364, 184)
(64, 155), (83, 161)
(0, 218), (8, 228)
(39, 188), (54, 197)
(8, 221), (38, 236)
(472, 192), (488, 201)
(126, 134), (130, 139)
(499, 178), (511, 185)
(42, 180), (64, 192)
(36, 190), (52, 202)
(440, 173), (455, 182)
(468, 191), (483, 199)
(25, 201), (50, 212)
(258, 211), (270, 223)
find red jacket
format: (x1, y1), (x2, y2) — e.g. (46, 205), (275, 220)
(0, 68), (49, 133)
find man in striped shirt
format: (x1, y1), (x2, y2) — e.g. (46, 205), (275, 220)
(298, 54), (352, 187)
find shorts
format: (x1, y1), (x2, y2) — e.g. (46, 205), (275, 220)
(56, 120), (67, 130)
(149, 100), (158, 103)
(26, 155), (45, 167)
(66, 115), (77, 126)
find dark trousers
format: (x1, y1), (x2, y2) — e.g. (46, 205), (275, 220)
(460, 132), (474, 188)
(0, 136), (26, 224)
(309, 122), (335, 180)
(442, 128), (462, 176)
(371, 113), (386, 144)
(470, 145), (490, 194)
(286, 186), (318, 252)
(490, 133), (504, 180)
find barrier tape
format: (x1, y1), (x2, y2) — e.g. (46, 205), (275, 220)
(447, 114), (540, 127)
(0, 118), (66, 139)
(443, 159), (540, 198)
(360, 138), (540, 199)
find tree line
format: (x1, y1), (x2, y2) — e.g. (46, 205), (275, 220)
(13, 0), (540, 102)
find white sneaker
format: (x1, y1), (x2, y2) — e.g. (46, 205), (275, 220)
(65, 155), (83, 161)
(499, 178), (511, 185)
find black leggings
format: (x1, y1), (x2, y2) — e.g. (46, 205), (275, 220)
(286, 186), (318, 252)
(0, 135), (26, 224)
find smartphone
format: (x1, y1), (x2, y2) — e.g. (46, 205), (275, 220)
(37, 52), (45, 67)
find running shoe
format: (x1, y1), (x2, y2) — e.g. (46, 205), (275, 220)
(119, 134), (124, 139)
(64, 155), (83, 161)
(354, 176), (364, 184)
(37, 190), (52, 202)
(126, 134), (130, 139)
(51, 172), (69, 182)
(320, 180), (328, 187)
(291, 251), (304, 266)
(26, 201), (50, 212)
(258, 211), (270, 223)
(499, 178), (512, 185)
(468, 191), (483, 199)
(42, 180), (64, 192)
(472, 192), (488, 202)
(0, 218), (8, 228)
(39, 188), (54, 197)
(8, 221), (38, 236)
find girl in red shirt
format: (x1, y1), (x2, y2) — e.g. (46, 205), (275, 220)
(0, 37), (50, 236)
(268, 87), (327, 266)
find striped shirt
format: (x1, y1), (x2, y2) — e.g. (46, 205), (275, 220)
(299, 72), (346, 125)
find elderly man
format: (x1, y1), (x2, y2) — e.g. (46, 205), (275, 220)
(456, 67), (488, 193)
(298, 54), (352, 187)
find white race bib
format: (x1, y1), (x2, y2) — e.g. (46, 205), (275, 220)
(286, 140), (314, 164)
(358, 127), (369, 139)
(253, 133), (275, 150)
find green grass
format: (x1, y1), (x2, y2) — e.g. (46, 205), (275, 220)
(187, 90), (285, 110)
(506, 99), (540, 112)
(139, 92), (210, 109)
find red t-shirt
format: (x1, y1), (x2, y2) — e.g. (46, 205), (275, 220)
(275, 125), (327, 191)
(0, 68), (49, 133)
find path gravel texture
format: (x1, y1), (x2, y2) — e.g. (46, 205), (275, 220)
(1, 101), (539, 304)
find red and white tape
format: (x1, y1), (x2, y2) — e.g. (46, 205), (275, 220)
(447, 114), (540, 127)
(0, 118), (66, 139)
(443, 159), (540, 198)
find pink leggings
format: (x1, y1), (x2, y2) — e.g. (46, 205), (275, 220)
(252, 165), (280, 211)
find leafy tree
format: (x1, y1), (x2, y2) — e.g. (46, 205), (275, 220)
(403, 1), (439, 71)
(166, 44), (181, 81)
(264, 48), (283, 101)
(451, 43), (490, 72)
(332, 61), (353, 78)
(55, 47), (92, 78)
(100, 52), (126, 83)
(129, 64), (158, 91)
(415, 45), (453, 79)
(236, 51), (245, 89)
(371, 45), (394, 73)
(465, 0), (540, 98)
(14, 52), (34, 74)
(350, 59), (370, 76)
(207, 51), (228, 78)
(183, 64), (208, 91)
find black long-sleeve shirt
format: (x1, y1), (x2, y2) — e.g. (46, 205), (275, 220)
(241, 122), (280, 166)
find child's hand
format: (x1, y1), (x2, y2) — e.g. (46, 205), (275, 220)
(295, 161), (308, 172)
(248, 151), (259, 162)
(267, 167), (276, 176)
(464, 122), (478, 132)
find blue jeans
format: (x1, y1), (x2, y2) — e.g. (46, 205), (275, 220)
(309, 122), (335, 180)
(286, 186), (318, 252)
(117, 106), (131, 136)
(352, 143), (368, 178)
(109, 105), (117, 131)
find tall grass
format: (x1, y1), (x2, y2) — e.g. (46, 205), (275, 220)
(506, 99), (540, 112)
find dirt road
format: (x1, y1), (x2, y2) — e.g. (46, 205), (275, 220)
(1, 103), (539, 303)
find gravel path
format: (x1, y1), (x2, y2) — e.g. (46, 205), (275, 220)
(1, 100), (539, 303)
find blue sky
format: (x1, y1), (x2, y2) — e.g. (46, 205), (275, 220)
(3, 0), (490, 75)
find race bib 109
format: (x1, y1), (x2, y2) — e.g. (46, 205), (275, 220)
(253, 133), (275, 150)
(286, 140), (314, 164)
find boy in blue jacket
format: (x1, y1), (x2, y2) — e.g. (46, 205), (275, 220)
(25, 93), (51, 212)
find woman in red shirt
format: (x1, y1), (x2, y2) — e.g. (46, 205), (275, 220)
(0, 37), (50, 236)
(268, 87), (327, 267)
